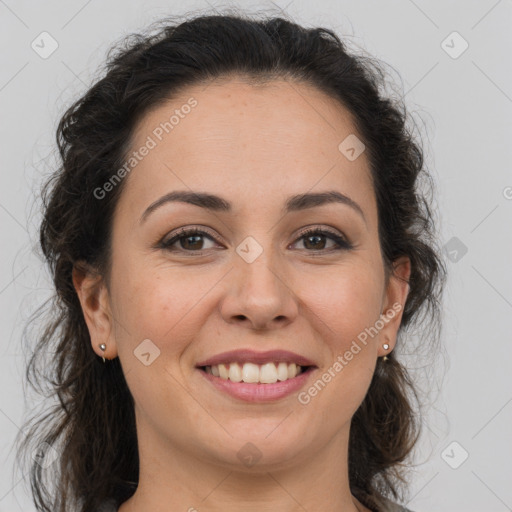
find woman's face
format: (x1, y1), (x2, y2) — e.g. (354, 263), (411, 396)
(76, 77), (409, 472)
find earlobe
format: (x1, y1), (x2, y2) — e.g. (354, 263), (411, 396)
(72, 261), (118, 361)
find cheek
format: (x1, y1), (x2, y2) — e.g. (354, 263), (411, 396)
(297, 267), (382, 417)
(302, 263), (384, 349)
(111, 261), (219, 354)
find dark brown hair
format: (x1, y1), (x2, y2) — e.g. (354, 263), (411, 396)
(17, 10), (446, 512)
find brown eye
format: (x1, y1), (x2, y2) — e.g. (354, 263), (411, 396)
(302, 233), (329, 250)
(293, 228), (353, 252)
(160, 228), (219, 253)
(178, 234), (205, 250)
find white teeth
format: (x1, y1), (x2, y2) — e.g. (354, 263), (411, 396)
(205, 362), (305, 383)
(242, 363), (260, 383)
(260, 362), (278, 384)
(277, 362), (289, 381)
(228, 362), (242, 382)
(218, 363), (229, 379)
(288, 363), (298, 378)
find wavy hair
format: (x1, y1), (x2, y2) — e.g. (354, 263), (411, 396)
(17, 10), (446, 512)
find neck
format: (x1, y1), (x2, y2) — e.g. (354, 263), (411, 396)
(118, 415), (370, 512)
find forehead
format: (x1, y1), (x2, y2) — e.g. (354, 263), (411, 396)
(119, 77), (375, 221)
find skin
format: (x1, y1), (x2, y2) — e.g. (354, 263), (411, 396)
(73, 77), (410, 512)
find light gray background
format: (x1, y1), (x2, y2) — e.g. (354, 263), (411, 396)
(1, 1), (511, 511)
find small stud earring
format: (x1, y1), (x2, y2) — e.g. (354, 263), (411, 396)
(382, 342), (390, 362)
(99, 343), (107, 363)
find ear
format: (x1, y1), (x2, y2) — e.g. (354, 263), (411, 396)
(72, 261), (118, 361)
(378, 255), (411, 356)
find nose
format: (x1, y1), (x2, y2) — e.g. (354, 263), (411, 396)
(219, 251), (299, 331)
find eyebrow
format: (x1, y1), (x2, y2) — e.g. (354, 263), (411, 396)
(139, 190), (366, 224)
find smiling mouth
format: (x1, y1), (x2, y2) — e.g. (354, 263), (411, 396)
(198, 362), (315, 384)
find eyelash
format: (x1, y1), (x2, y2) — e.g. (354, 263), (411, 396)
(158, 226), (353, 255)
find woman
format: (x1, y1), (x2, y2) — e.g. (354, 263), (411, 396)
(17, 11), (446, 512)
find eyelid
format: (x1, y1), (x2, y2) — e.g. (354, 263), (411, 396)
(159, 225), (221, 248)
(294, 224), (345, 239)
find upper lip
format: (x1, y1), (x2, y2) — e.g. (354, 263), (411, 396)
(196, 349), (317, 368)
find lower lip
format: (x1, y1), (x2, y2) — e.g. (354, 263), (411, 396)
(197, 367), (316, 402)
